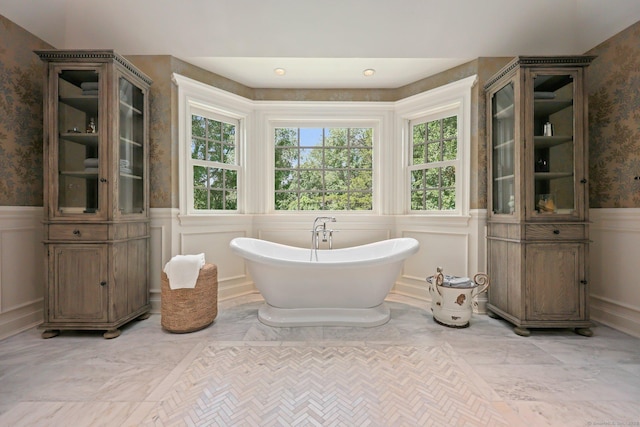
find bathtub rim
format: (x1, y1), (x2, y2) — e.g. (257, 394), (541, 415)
(257, 303), (391, 327)
(229, 237), (419, 268)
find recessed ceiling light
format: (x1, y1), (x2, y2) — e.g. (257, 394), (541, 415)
(363, 68), (376, 77)
(274, 68), (286, 76)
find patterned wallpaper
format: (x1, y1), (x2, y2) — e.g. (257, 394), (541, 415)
(125, 56), (174, 208)
(586, 20), (640, 208)
(0, 15), (51, 206)
(1, 13), (638, 210)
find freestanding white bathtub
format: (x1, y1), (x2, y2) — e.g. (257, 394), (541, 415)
(229, 237), (420, 327)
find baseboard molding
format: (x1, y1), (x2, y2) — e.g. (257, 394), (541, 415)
(149, 281), (256, 313)
(0, 301), (42, 341)
(590, 294), (640, 339)
(393, 281), (488, 314)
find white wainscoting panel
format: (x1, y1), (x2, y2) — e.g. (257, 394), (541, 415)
(394, 211), (487, 312)
(180, 229), (251, 299)
(589, 208), (640, 338)
(175, 214), (254, 301)
(149, 208), (178, 312)
(0, 207), (44, 340)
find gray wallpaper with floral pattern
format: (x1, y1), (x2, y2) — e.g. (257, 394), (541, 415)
(0, 15), (52, 206)
(2, 13), (638, 210)
(586, 20), (640, 208)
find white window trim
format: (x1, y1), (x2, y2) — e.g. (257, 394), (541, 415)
(395, 75), (477, 216)
(408, 108), (461, 212)
(266, 116), (382, 214)
(188, 106), (240, 213)
(173, 73), (253, 217)
(173, 72), (476, 218)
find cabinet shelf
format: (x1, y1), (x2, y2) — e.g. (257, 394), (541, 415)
(494, 174), (515, 182)
(534, 100), (572, 118)
(533, 135), (573, 148)
(534, 172), (573, 180)
(59, 70), (98, 88)
(60, 132), (99, 146)
(59, 96), (98, 115)
(533, 75), (572, 92)
(60, 170), (99, 179)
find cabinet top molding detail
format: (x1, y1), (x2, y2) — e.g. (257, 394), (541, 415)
(35, 49), (153, 86)
(484, 56), (595, 90)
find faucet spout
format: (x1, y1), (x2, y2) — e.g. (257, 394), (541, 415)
(310, 216), (337, 260)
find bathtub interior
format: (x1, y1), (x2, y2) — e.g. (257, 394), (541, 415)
(230, 237), (419, 266)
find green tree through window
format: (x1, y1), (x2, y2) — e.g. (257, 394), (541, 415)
(410, 116), (458, 211)
(191, 114), (238, 210)
(274, 127), (373, 210)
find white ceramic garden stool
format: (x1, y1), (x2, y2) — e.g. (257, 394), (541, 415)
(427, 267), (490, 328)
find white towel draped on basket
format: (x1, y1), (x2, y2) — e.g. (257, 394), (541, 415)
(163, 253), (205, 290)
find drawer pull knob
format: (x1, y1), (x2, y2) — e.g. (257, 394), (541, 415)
(73, 229), (81, 235)
(580, 280), (588, 285)
(553, 229), (560, 234)
(100, 281), (107, 287)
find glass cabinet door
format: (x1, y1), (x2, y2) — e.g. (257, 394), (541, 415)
(491, 82), (516, 215)
(118, 77), (145, 215)
(531, 72), (576, 217)
(56, 68), (101, 216)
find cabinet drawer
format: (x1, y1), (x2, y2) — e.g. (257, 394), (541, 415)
(49, 224), (109, 241)
(525, 224), (586, 241)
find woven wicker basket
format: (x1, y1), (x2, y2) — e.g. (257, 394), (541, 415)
(161, 263), (218, 333)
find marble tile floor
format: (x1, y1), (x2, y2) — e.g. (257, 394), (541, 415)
(0, 293), (639, 426)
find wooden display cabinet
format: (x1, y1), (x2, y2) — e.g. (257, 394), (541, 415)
(484, 56), (594, 337)
(37, 50), (152, 338)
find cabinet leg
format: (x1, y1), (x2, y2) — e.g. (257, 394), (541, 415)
(103, 329), (121, 339)
(486, 310), (500, 319)
(136, 312), (151, 320)
(41, 330), (60, 339)
(574, 327), (593, 337)
(513, 326), (531, 337)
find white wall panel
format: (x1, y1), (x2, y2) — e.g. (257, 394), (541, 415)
(0, 207), (43, 340)
(181, 230), (247, 282)
(402, 230), (469, 280)
(589, 208), (640, 338)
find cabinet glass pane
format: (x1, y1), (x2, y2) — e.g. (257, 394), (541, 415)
(118, 78), (145, 214)
(57, 69), (100, 214)
(532, 74), (574, 215)
(491, 83), (515, 215)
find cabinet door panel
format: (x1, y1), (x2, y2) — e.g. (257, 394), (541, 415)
(50, 245), (108, 322)
(488, 239), (510, 311)
(127, 238), (149, 312)
(525, 243), (585, 320)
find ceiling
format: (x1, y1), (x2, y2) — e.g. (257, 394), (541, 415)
(2, 0), (640, 89)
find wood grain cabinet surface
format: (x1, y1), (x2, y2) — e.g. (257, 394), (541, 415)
(37, 50), (152, 339)
(484, 56), (594, 337)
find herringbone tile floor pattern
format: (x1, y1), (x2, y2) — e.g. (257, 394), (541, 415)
(142, 344), (509, 426)
(2, 294), (640, 426)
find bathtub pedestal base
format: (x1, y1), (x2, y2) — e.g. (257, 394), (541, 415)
(258, 303), (391, 327)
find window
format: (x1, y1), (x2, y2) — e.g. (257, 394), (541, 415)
(189, 110), (239, 211)
(409, 115), (459, 211)
(274, 127), (373, 210)
(174, 72), (475, 217)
